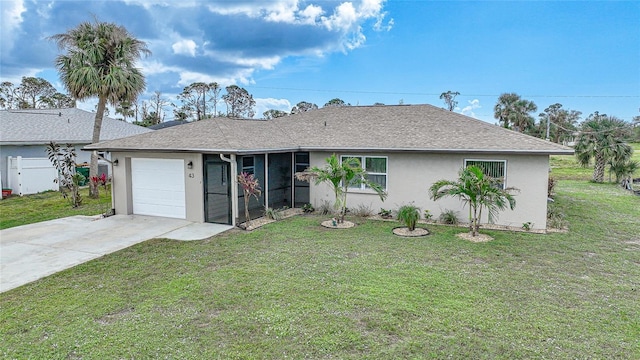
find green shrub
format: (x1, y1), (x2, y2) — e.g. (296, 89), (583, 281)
(378, 208), (393, 219)
(548, 176), (556, 197)
(439, 209), (459, 225)
(263, 207), (283, 221)
(397, 204), (420, 231)
(302, 203), (315, 213)
(352, 203), (374, 217)
(547, 203), (568, 229)
(316, 200), (334, 216)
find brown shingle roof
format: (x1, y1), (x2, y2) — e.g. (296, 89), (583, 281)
(85, 104), (573, 155)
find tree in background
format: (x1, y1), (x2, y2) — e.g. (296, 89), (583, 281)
(115, 100), (134, 122)
(146, 91), (170, 125)
(263, 109), (288, 119)
(176, 82), (220, 121)
(439, 90), (460, 111)
(50, 19), (150, 198)
(0, 77), (74, 109)
(537, 103), (581, 143)
(574, 112), (632, 183)
(40, 92), (76, 109)
(632, 116), (640, 142)
(290, 101), (318, 114)
(223, 85), (255, 118)
(429, 165), (518, 237)
(15, 77), (56, 108)
(493, 93), (537, 133)
(324, 98), (350, 107)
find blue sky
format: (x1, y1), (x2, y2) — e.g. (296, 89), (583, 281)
(1, 0), (638, 123)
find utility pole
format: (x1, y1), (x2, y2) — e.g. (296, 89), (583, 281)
(545, 118), (551, 141)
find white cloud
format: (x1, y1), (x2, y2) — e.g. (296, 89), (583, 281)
(460, 99), (481, 118)
(1, 0), (26, 55)
(171, 39), (197, 57)
(321, 2), (357, 32)
(255, 97), (292, 118)
(299, 4), (323, 25)
(373, 12), (393, 31)
(176, 69), (254, 88)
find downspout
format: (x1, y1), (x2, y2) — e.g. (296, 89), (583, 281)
(95, 151), (115, 215)
(219, 153), (237, 226)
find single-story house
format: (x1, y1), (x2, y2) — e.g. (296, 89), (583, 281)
(0, 108), (152, 194)
(85, 104), (574, 230)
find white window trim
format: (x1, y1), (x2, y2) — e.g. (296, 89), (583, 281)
(341, 155), (388, 192)
(464, 159), (507, 188)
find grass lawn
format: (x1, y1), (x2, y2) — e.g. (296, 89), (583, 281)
(1, 179), (639, 358)
(0, 186), (112, 230)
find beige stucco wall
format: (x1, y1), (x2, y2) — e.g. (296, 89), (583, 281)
(110, 151), (204, 222)
(309, 151), (550, 230)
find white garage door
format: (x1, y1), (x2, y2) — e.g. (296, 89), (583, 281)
(131, 158), (186, 219)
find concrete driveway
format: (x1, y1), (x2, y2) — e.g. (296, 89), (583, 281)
(0, 215), (232, 293)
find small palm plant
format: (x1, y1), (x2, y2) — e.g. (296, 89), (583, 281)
(296, 154), (386, 223)
(429, 165), (518, 236)
(397, 204), (420, 231)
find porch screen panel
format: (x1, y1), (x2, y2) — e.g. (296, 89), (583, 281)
(268, 153), (292, 209)
(237, 154), (265, 222)
(294, 152), (310, 207)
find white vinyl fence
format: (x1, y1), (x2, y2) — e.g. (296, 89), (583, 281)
(6, 156), (59, 196)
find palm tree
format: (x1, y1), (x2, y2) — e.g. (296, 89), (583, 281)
(296, 154), (386, 224)
(50, 20), (150, 197)
(574, 112), (632, 183)
(494, 93), (537, 133)
(429, 166), (518, 236)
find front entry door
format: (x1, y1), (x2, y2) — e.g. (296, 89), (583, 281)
(204, 156), (231, 224)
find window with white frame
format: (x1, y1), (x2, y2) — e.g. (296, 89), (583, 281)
(340, 155), (387, 191)
(241, 156), (255, 175)
(464, 159), (507, 189)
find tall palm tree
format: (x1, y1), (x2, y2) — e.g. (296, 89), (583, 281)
(574, 113), (632, 183)
(50, 20), (150, 197)
(494, 93), (537, 133)
(429, 166), (518, 236)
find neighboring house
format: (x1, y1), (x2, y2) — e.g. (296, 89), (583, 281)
(0, 108), (152, 195)
(86, 104), (573, 230)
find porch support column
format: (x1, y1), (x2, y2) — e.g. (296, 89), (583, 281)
(264, 153), (269, 208)
(220, 153), (238, 226)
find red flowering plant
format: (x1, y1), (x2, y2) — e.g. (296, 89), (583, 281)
(90, 173), (109, 190)
(237, 172), (262, 224)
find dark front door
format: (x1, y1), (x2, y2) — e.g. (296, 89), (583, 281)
(204, 156), (231, 224)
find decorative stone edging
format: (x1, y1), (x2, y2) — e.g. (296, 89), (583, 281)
(392, 227), (430, 237)
(320, 219), (355, 229)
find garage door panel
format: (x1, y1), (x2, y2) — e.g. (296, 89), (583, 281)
(131, 158), (186, 219)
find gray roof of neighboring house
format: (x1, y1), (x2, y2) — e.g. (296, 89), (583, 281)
(0, 108), (152, 145)
(148, 120), (189, 130)
(85, 104), (574, 155)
